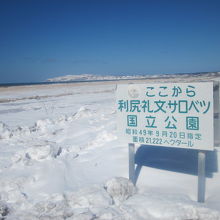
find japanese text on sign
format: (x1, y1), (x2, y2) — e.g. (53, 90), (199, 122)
(116, 82), (213, 150)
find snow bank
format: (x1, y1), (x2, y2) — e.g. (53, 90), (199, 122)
(0, 106), (95, 141)
(120, 191), (220, 220)
(24, 143), (61, 161)
(2, 178), (136, 219)
(71, 106), (93, 120)
(0, 122), (12, 139)
(104, 177), (136, 205)
(0, 201), (9, 219)
(65, 185), (113, 209)
(5, 178), (219, 219)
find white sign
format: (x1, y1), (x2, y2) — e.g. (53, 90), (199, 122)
(116, 82), (214, 151)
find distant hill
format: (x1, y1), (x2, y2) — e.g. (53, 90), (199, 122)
(47, 72), (220, 82)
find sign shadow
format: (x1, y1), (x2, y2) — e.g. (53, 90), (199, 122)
(134, 145), (218, 185)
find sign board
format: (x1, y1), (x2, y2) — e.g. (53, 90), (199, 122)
(117, 82), (214, 151)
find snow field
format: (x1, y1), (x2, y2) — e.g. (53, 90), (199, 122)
(0, 81), (220, 219)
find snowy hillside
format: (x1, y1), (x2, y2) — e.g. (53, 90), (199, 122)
(0, 75), (220, 219)
(46, 72), (220, 82)
(46, 73), (150, 82)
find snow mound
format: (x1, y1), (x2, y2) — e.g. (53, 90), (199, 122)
(3, 179), (220, 220)
(64, 186), (113, 209)
(0, 107), (95, 140)
(0, 123), (32, 140)
(72, 106), (93, 120)
(56, 115), (68, 124)
(66, 209), (95, 220)
(33, 200), (71, 219)
(0, 176), (35, 203)
(120, 192), (220, 220)
(0, 201), (9, 219)
(25, 144), (61, 161)
(0, 122), (12, 139)
(12, 143), (61, 164)
(104, 177), (136, 205)
(7, 214), (39, 220)
(94, 207), (124, 220)
(33, 119), (54, 132)
(88, 130), (117, 148)
(1, 189), (27, 204)
(13, 126), (31, 137)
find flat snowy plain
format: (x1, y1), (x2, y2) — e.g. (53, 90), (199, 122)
(0, 75), (220, 219)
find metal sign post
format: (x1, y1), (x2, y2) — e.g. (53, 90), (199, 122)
(129, 143), (135, 184)
(198, 151), (206, 203)
(214, 82), (220, 147)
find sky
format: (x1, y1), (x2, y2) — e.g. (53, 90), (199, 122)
(0, 0), (220, 83)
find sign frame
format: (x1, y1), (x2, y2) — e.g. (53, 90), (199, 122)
(117, 82), (214, 151)
(117, 81), (219, 203)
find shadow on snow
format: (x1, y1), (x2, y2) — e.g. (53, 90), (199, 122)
(134, 145), (218, 185)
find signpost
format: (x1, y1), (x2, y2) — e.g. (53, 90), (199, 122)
(116, 82), (214, 203)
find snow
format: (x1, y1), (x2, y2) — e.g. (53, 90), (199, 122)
(46, 74), (151, 82)
(104, 177), (136, 205)
(0, 74), (220, 219)
(46, 72), (220, 83)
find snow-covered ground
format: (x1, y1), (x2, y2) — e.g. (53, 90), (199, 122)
(0, 75), (220, 219)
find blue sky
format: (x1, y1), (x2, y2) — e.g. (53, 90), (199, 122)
(0, 0), (220, 83)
